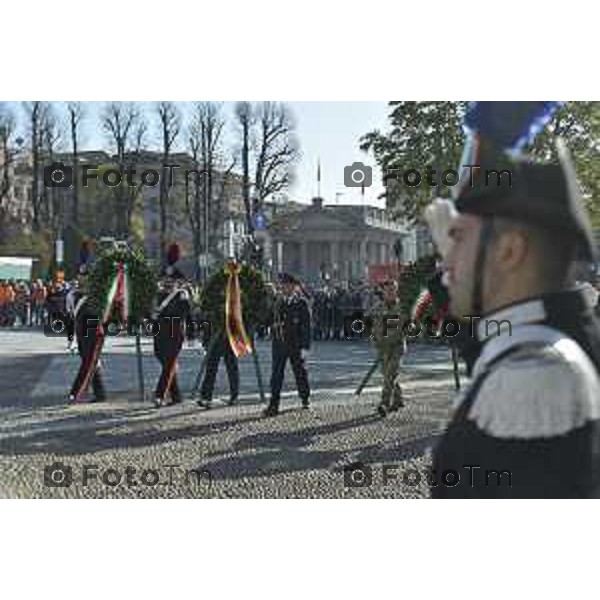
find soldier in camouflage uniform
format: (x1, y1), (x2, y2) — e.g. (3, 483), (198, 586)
(371, 279), (407, 417)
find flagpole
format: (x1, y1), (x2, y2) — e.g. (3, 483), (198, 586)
(317, 158), (321, 198)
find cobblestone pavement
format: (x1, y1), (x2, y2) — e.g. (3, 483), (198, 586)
(0, 329), (463, 498)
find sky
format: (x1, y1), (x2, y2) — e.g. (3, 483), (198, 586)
(4, 101), (390, 208)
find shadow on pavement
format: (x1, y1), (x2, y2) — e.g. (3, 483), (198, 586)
(0, 407), (266, 456)
(0, 356), (54, 408)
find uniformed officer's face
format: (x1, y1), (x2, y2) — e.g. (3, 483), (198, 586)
(281, 282), (295, 296)
(446, 214), (481, 316)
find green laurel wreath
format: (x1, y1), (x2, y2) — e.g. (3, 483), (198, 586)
(87, 244), (158, 323)
(201, 264), (268, 332)
(398, 254), (439, 319)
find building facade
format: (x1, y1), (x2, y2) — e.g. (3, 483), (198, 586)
(261, 197), (409, 284)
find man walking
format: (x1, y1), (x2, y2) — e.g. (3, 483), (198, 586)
(263, 273), (311, 417)
(66, 265), (106, 403)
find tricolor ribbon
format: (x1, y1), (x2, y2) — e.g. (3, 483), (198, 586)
(101, 262), (130, 325)
(73, 262), (130, 401)
(224, 262), (253, 358)
(411, 288), (449, 332)
(411, 288), (433, 323)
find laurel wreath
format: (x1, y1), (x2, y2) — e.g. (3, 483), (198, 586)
(87, 243), (158, 324)
(201, 264), (269, 332)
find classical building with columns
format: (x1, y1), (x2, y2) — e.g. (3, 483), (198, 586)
(259, 197), (409, 284)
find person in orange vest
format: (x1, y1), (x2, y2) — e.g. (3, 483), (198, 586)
(5, 281), (16, 326)
(0, 282), (6, 326)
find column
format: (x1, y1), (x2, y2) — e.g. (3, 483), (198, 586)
(330, 240), (340, 281)
(258, 231), (273, 280)
(277, 241), (283, 273)
(359, 238), (368, 281)
(300, 241), (308, 280)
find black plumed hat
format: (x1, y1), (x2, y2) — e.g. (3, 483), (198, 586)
(455, 142), (596, 261)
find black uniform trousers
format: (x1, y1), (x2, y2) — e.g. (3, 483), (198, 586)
(269, 339), (310, 407)
(200, 333), (239, 401)
(70, 324), (106, 401)
(154, 322), (184, 402)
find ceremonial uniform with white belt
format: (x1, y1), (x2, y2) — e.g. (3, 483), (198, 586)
(426, 102), (600, 498)
(66, 287), (106, 403)
(152, 280), (192, 407)
(432, 290), (600, 497)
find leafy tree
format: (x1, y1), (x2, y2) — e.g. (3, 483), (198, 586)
(360, 101), (466, 223)
(361, 101), (600, 227)
(531, 102), (600, 224)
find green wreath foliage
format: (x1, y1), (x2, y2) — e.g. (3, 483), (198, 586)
(87, 244), (158, 324)
(201, 263), (269, 333)
(398, 255), (438, 319)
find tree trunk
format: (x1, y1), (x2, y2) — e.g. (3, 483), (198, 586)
(242, 120), (253, 235)
(31, 106), (40, 232)
(71, 114), (79, 227)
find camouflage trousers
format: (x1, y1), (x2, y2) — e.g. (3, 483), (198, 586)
(380, 346), (404, 407)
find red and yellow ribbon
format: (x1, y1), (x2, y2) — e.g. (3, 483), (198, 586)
(224, 262), (253, 358)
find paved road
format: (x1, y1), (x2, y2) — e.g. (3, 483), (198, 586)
(0, 328), (464, 498)
(0, 328), (460, 403)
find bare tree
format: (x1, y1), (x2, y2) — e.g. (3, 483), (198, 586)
(23, 102), (44, 231)
(187, 102), (234, 278)
(234, 101), (254, 233)
(100, 101), (142, 236)
(21, 101), (61, 232)
(40, 105), (62, 231)
(253, 102), (299, 210)
(0, 106), (17, 233)
(234, 102), (299, 233)
(67, 102), (84, 226)
(156, 101), (181, 258)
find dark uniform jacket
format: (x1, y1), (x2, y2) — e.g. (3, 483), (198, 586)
(152, 287), (193, 358)
(66, 290), (101, 348)
(432, 287), (600, 498)
(273, 293), (311, 351)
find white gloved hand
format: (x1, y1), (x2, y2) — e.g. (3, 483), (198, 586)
(301, 349), (310, 361)
(423, 198), (458, 260)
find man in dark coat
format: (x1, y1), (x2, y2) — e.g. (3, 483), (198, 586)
(66, 265), (106, 403)
(152, 273), (193, 408)
(263, 273), (311, 417)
